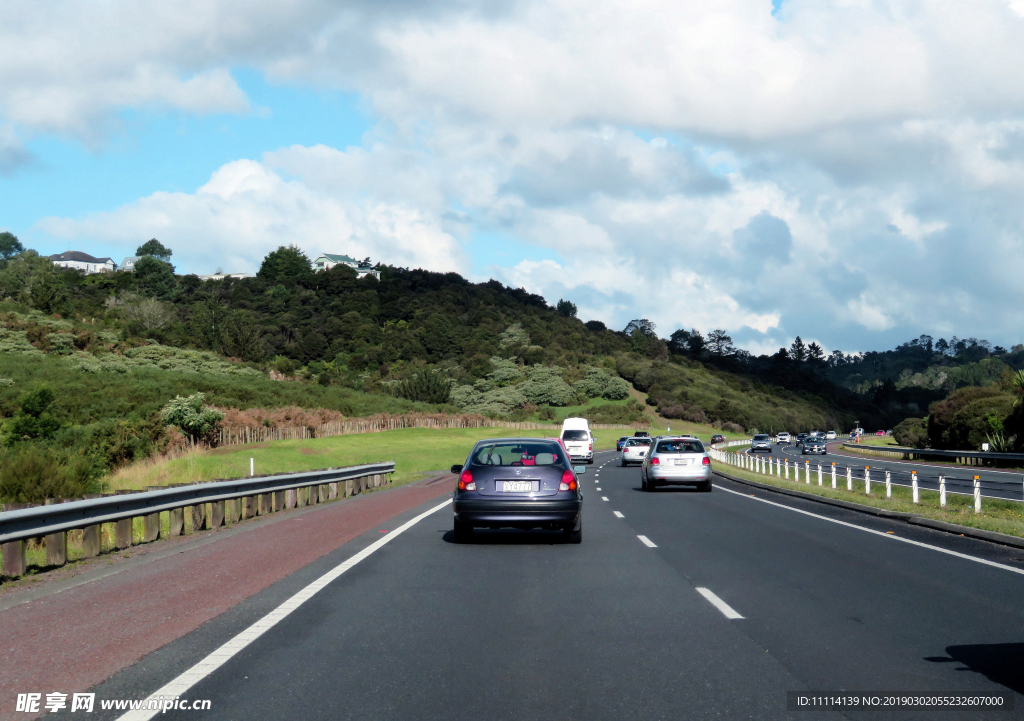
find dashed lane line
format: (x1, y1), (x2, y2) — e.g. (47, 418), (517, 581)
(601, 496), (609, 501)
(613, 511), (624, 518)
(637, 535), (657, 548)
(696, 587), (744, 619)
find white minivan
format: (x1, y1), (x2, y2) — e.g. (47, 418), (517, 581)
(560, 417), (594, 464)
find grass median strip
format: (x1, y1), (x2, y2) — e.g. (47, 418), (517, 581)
(716, 461), (1024, 540)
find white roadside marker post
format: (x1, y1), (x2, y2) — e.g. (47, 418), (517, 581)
(911, 471), (919, 504)
(974, 476), (981, 513)
(846, 466), (852, 491)
(805, 460), (810, 484)
(939, 475), (946, 507)
(865, 467), (871, 494)
(885, 470), (891, 498)
(817, 464), (822, 486)
(831, 463), (837, 489)
(785, 460), (790, 480)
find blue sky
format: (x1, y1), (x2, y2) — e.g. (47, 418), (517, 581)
(3, 0), (1024, 355)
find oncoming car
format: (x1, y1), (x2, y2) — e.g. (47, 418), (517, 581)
(621, 437), (652, 466)
(776, 432), (791, 444)
(802, 438), (827, 455)
(825, 431), (837, 440)
(641, 437), (712, 492)
(750, 434), (773, 453)
(450, 438), (585, 543)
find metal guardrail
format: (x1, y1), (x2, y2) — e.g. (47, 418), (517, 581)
(839, 442), (1024, 464)
(0, 462), (395, 545)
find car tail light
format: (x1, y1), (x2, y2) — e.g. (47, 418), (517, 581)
(651, 457), (660, 465)
(559, 469), (577, 491)
(458, 469), (476, 491)
(702, 457), (710, 466)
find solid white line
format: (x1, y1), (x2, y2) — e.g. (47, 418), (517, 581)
(117, 498), (453, 721)
(601, 496), (609, 501)
(613, 511), (624, 518)
(637, 534), (657, 547)
(696, 587), (744, 619)
(714, 484), (1024, 577)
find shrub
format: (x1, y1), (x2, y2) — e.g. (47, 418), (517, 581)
(0, 446), (98, 503)
(160, 392), (224, 443)
(5, 386), (61, 445)
(396, 369), (452, 404)
(892, 417), (928, 448)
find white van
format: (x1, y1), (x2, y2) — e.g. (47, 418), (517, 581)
(560, 417), (594, 464)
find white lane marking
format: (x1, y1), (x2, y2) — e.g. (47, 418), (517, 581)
(601, 496), (609, 501)
(637, 535), (657, 547)
(715, 484), (1024, 577)
(117, 499), (453, 721)
(613, 511), (624, 518)
(696, 587), (744, 619)
(596, 487), (601, 491)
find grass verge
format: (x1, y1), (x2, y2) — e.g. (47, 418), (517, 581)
(716, 459), (1024, 540)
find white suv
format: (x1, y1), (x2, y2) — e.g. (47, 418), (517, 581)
(777, 432), (791, 444)
(621, 437), (652, 466)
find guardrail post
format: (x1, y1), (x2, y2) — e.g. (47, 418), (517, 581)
(864, 467), (871, 494)
(190, 503), (206, 533)
(82, 493), (103, 555)
(329, 482), (338, 500)
(258, 493), (271, 515)
(169, 505), (184, 537)
(211, 500), (225, 529)
(243, 496), (255, 520)
(911, 472), (918, 504)
(143, 488), (161, 541)
(974, 476), (981, 513)
(831, 464), (836, 489)
(939, 476), (946, 507)
(885, 471), (892, 498)
(319, 484), (328, 503)
(817, 464), (822, 486)
(1, 504), (27, 577)
(272, 491), (285, 512)
(43, 499), (68, 567)
(115, 491), (134, 548)
(286, 489), (297, 509)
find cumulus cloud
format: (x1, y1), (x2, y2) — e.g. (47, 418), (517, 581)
(11, 0), (1024, 351)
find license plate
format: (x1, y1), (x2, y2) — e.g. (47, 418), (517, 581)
(502, 481), (532, 492)
(673, 459), (691, 466)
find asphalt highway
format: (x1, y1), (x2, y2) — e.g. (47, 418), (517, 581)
(87, 450), (1024, 720)
(748, 442), (1024, 504)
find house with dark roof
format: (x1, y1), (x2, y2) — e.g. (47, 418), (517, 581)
(49, 251), (117, 274)
(312, 253), (380, 279)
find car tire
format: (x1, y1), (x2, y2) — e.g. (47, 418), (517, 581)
(621, 458), (627, 467)
(453, 518), (473, 543)
(565, 518), (582, 544)
(701, 481), (712, 492)
(646, 478), (657, 492)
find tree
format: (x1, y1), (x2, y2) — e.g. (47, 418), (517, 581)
(584, 320), (606, 332)
(789, 336), (807, 362)
(136, 238), (172, 263)
(707, 329), (735, 356)
(133, 255), (177, 299)
(0, 250), (68, 313)
(0, 231), (24, 259)
(556, 299), (578, 318)
(623, 319), (656, 337)
(807, 342), (824, 363)
(258, 245), (312, 285)
(669, 328), (706, 355)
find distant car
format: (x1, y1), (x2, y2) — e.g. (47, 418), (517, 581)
(710, 434), (726, 444)
(776, 432), (791, 444)
(621, 437), (652, 466)
(796, 433), (809, 446)
(802, 438), (827, 455)
(825, 431), (837, 440)
(875, 430), (885, 436)
(641, 437), (712, 492)
(451, 438), (584, 543)
(886, 429), (893, 436)
(616, 436), (631, 452)
(634, 431), (650, 438)
(750, 434), (773, 453)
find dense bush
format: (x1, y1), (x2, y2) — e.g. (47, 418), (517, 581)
(160, 392), (224, 442)
(892, 417), (928, 448)
(0, 446), (98, 503)
(395, 369), (452, 404)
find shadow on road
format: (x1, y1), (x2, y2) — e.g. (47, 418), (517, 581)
(925, 643), (1024, 694)
(440, 529), (573, 545)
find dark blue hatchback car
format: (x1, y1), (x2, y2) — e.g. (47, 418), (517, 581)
(451, 438), (585, 543)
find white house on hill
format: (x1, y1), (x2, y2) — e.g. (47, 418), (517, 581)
(50, 251), (117, 274)
(312, 253), (380, 279)
(120, 256), (140, 272)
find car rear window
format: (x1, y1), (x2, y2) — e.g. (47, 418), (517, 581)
(562, 430), (589, 441)
(656, 440), (704, 453)
(471, 443), (567, 467)
(625, 438), (651, 446)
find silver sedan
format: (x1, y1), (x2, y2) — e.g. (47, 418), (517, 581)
(641, 437), (712, 492)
